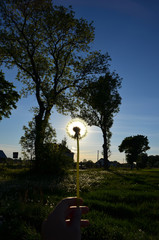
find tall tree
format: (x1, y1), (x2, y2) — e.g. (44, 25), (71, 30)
(0, 0), (109, 167)
(0, 70), (19, 120)
(73, 71), (122, 168)
(20, 119), (56, 160)
(118, 135), (150, 168)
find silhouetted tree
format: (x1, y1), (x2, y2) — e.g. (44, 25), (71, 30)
(0, 0), (109, 168)
(85, 160), (95, 168)
(20, 119), (56, 160)
(0, 70), (19, 120)
(73, 71), (122, 169)
(118, 135), (150, 169)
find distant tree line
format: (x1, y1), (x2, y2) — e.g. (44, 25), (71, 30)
(137, 154), (159, 169)
(79, 159), (95, 169)
(118, 134), (155, 169)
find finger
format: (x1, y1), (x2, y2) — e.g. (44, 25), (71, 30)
(79, 206), (89, 215)
(80, 219), (90, 228)
(59, 197), (83, 210)
(68, 207), (89, 228)
(66, 219), (90, 228)
(67, 206), (89, 219)
(52, 197), (83, 220)
(70, 206), (81, 228)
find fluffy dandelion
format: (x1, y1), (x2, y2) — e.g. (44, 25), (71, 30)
(66, 118), (87, 139)
(66, 118), (87, 199)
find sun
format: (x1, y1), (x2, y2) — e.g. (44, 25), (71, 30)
(66, 118), (87, 139)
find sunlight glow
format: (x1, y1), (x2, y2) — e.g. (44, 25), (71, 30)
(66, 118), (87, 139)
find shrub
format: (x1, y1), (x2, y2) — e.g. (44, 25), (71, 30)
(36, 143), (74, 176)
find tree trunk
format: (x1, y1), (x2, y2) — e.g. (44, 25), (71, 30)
(34, 75), (53, 170)
(34, 107), (51, 170)
(35, 116), (44, 169)
(102, 130), (109, 169)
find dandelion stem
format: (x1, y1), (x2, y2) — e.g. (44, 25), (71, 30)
(76, 135), (80, 199)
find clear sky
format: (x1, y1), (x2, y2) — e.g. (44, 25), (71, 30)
(0, 0), (159, 163)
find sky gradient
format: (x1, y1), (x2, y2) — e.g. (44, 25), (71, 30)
(0, 0), (159, 162)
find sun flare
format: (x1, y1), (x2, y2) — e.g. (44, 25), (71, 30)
(66, 118), (87, 139)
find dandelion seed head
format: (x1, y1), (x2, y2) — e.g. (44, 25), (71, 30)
(66, 118), (87, 139)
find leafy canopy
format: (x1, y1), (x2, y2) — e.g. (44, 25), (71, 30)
(119, 135), (150, 155)
(0, 70), (19, 120)
(118, 135), (150, 164)
(76, 71), (122, 127)
(0, 0), (97, 112)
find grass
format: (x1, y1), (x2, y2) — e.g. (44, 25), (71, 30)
(0, 164), (159, 239)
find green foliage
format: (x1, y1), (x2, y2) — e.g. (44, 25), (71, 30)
(119, 135), (150, 167)
(0, 70), (19, 120)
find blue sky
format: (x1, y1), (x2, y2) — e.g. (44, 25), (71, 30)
(0, 0), (159, 162)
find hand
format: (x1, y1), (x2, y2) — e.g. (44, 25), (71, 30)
(42, 197), (89, 240)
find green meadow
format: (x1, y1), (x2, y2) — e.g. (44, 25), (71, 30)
(0, 164), (159, 240)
